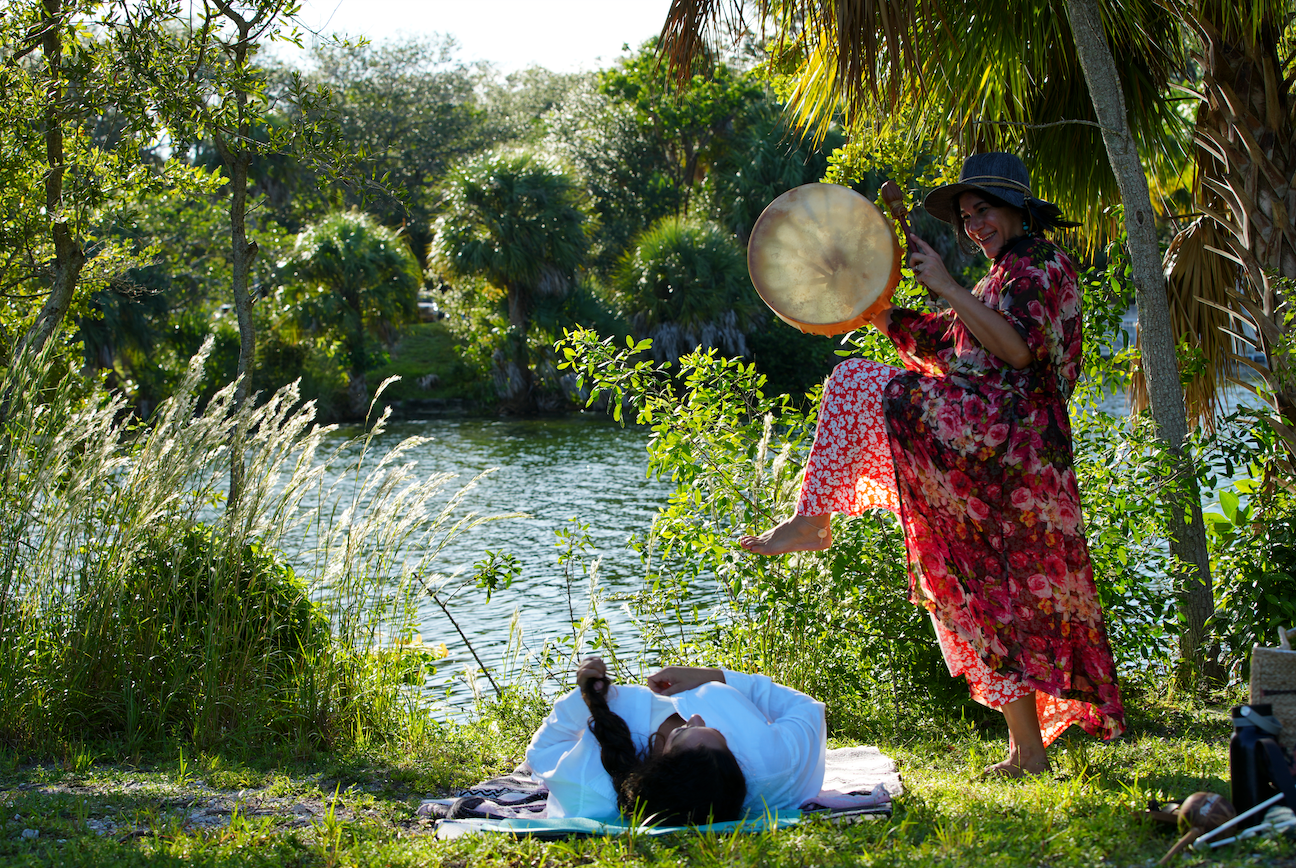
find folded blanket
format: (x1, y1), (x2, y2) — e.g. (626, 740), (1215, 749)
(419, 745), (901, 836)
(803, 745), (904, 812)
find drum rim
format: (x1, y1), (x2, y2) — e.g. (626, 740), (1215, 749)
(747, 183), (902, 337)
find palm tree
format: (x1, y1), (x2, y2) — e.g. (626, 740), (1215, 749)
(430, 149), (590, 413)
(1172, 1), (1296, 452)
(612, 217), (762, 366)
(656, 0), (1223, 681)
(282, 211), (421, 418)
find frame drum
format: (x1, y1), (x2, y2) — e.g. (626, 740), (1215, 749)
(747, 183), (901, 336)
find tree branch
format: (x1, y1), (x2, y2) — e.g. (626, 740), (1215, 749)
(965, 117), (1110, 133)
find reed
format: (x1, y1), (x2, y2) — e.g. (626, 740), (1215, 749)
(0, 340), (493, 751)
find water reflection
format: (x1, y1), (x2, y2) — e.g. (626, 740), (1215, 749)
(318, 414), (672, 714)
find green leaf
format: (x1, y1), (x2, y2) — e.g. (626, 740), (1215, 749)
(1220, 490), (1240, 524)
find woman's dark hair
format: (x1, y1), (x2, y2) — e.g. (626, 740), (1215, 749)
(581, 679), (747, 825)
(953, 194), (1081, 254)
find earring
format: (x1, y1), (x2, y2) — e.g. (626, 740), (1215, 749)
(1022, 220), (1030, 232)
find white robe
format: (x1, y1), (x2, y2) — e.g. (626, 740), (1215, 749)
(525, 670), (827, 820)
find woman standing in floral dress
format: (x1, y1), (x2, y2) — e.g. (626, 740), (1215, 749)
(741, 153), (1125, 777)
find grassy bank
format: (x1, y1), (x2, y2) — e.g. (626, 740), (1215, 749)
(5, 340), (1294, 866)
(365, 320), (485, 404)
(1, 690), (1292, 867)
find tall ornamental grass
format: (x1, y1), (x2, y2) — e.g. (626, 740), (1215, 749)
(0, 341), (489, 751)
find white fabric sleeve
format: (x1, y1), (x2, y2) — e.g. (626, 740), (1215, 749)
(713, 670), (827, 810)
(525, 686), (590, 765)
(524, 687), (619, 819)
(720, 669), (821, 724)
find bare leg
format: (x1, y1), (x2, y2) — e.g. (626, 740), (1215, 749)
(739, 514), (832, 555)
(983, 693), (1050, 778)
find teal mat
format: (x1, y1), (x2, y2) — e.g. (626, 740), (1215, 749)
(434, 810), (805, 839)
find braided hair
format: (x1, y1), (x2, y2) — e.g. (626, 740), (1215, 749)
(580, 678), (746, 825)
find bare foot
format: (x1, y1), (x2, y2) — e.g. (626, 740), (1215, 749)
(979, 755), (1051, 779)
(739, 515), (831, 555)
(987, 697), (1051, 779)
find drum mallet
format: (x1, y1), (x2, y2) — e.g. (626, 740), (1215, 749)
(1193, 792), (1286, 849)
(879, 180), (914, 243)
(881, 179), (938, 307)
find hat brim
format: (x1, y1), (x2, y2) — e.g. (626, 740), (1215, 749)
(923, 183), (1026, 226)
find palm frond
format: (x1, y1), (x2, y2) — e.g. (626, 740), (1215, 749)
(659, 0), (1189, 253)
(658, 0), (751, 80)
(1130, 217), (1241, 431)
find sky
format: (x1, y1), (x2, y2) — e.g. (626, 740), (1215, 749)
(286, 0), (675, 72)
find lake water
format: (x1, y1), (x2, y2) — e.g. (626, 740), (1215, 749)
(318, 375), (1265, 717)
(316, 415), (673, 714)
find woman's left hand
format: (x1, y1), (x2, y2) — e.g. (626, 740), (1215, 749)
(646, 666), (724, 696)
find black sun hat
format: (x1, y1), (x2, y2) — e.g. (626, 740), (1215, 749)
(923, 152), (1044, 225)
(923, 152), (1077, 246)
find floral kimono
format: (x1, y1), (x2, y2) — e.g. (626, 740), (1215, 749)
(796, 235), (1124, 744)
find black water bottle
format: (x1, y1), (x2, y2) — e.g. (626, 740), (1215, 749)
(1230, 703), (1275, 826)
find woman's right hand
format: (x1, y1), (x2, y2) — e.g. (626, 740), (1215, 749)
(906, 234), (959, 298)
(576, 657), (608, 699)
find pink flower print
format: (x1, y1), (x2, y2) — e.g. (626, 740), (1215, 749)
(1043, 552), (1068, 582)
(1039, 465), (1062, 498)
(1010, 485), (1034, 511)
(1062, 469), (1082, 499)
(1080, 645), (1108, 674)
(985, 423), (1010, 447)
(920, 549), (949, 579)
(967, 497), (991, 522)
(1059, 283), (1079, 311)
(1007, 429), (1043, 466)
(1057, 499), (1080, 532)
(948, 469), (974, 500)
(934, 402), (964, 441)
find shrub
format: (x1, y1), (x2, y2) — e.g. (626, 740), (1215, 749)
(1200, 410), (1296, 680)
(0, 340), (493, 750)
(609, 218), (762, 366)
(558, 328), (968, 738)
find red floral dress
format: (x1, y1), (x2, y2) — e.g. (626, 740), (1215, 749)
(795, 236), (1125, 744)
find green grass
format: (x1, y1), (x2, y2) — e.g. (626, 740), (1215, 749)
(366, 320), (485, 402)
(1, 692), (1292, 867)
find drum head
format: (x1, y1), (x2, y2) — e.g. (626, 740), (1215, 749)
(747, 183), (901, 336)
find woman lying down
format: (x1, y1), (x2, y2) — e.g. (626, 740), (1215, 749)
(525, 657), (827, 824)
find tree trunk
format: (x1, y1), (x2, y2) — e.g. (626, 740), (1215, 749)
(0, 1), (86, 427)
(1066, 0), (1215, 687)
(505, 283), (535, 412)
(213, 8), (261, 510)
(224, 146), (258, 507)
